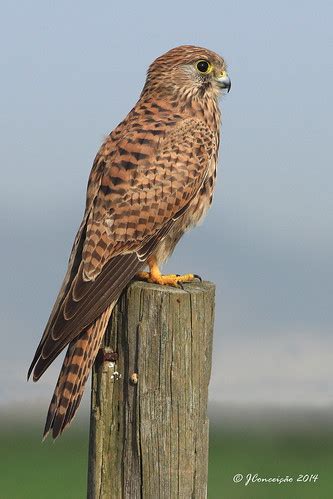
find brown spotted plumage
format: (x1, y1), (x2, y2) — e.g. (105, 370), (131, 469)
(28, 45), (230, 438)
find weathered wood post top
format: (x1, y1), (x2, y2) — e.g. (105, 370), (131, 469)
(88, 279), (215, 499)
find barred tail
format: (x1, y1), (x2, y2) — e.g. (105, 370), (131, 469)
(43, 304), (114, 439)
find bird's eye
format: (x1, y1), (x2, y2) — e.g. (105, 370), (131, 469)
(196, 60), (212, 74)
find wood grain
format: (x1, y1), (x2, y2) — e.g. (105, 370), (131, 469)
(87, 280), (215, 499)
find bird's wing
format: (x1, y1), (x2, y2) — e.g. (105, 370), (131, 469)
(28, 155), (104, 379)
(29, 118), (217, 380)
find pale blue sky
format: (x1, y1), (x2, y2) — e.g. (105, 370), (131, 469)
(1, 0), (332, 410)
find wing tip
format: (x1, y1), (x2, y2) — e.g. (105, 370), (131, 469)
(27, 355), (38, 381)
(27, 363), (40, 382)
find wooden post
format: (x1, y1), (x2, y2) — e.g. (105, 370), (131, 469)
(87, 280), (215, 499)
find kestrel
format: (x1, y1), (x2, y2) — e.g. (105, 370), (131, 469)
(28, 45), (231, 439)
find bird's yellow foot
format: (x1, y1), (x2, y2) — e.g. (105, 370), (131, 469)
(136, 257), (201, 287)
(137, 271), (197, 287)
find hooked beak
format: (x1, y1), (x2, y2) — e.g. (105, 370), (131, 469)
(216, 71), (231, 93)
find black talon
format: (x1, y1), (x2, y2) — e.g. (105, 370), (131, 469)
(193, 274), (202, 282)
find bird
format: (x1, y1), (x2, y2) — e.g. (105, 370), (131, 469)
(28, 45), (231, 439)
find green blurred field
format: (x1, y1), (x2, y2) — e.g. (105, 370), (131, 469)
(209, 427), (333, 499)
(0, 423), (332, 498)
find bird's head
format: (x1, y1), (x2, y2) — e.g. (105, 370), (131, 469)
(143, 45), (231, 101)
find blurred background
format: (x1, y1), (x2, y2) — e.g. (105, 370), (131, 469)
(1, 0), (332, 497)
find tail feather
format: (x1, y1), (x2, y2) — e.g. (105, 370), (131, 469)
(43, 304), (114, 439)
